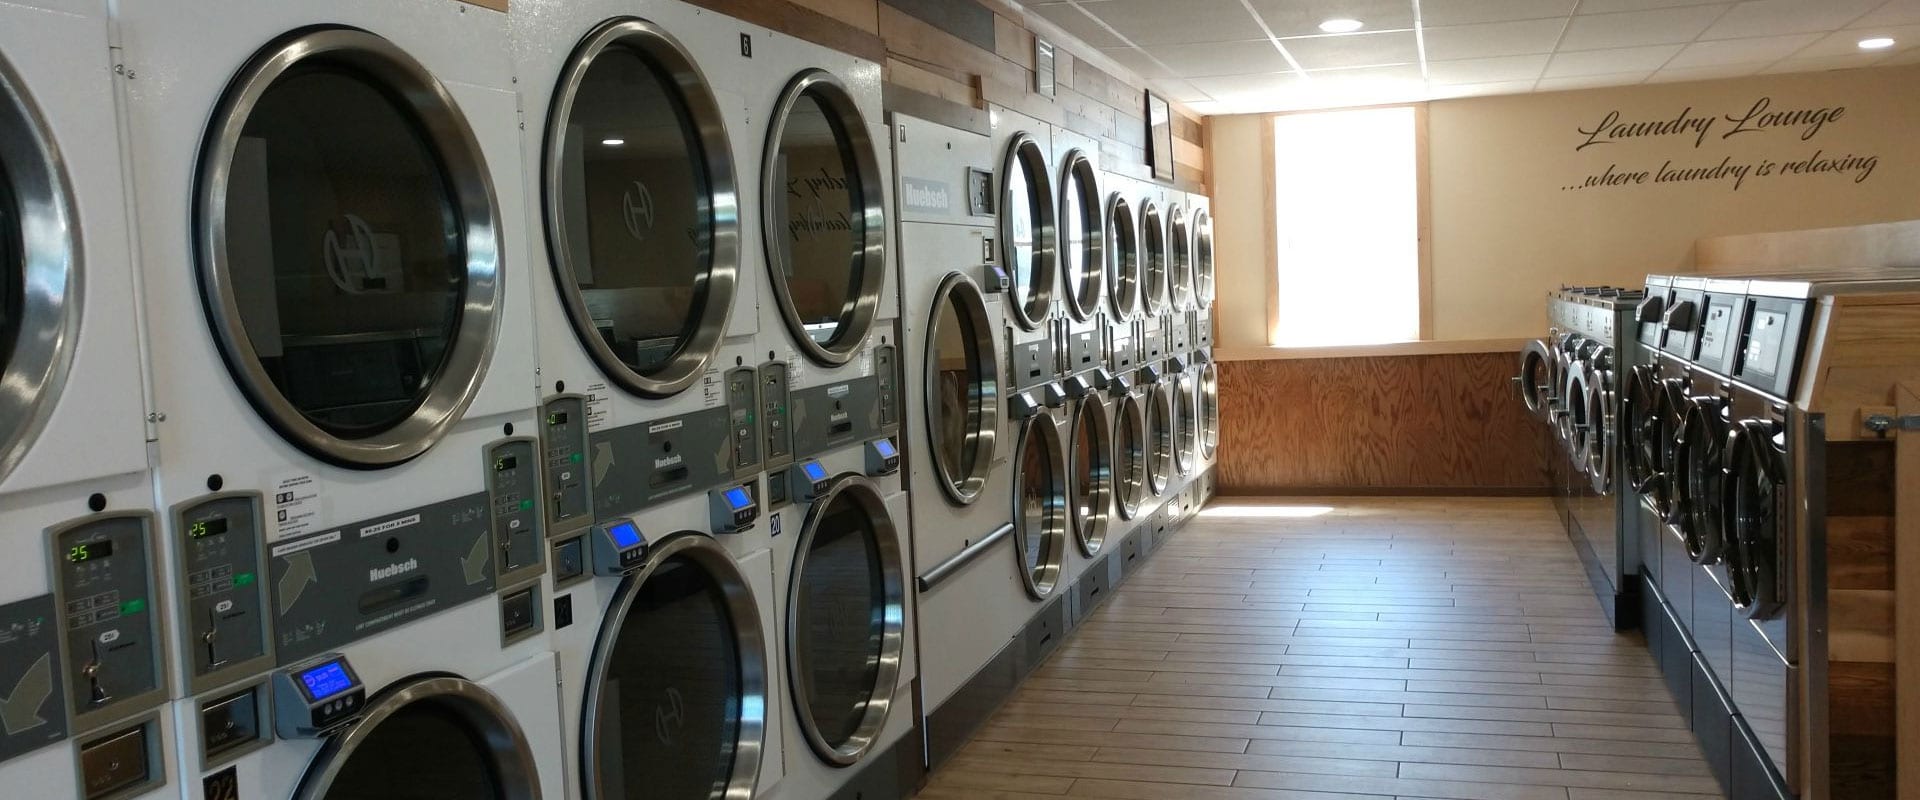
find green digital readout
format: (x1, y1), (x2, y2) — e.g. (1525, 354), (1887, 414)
(189, 517), (230, 539)
(68, 540), (114, 563)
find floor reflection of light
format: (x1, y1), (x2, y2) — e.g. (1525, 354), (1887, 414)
(1199, 504), (1335, 519)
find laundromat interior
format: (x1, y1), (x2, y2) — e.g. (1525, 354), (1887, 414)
(5, 0), (1920, 799)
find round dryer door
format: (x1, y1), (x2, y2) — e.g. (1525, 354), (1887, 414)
(543, 19), (740, 398)
(1193, 208), (1214, 310)
(1199, 362), (1219, 461)
(1068, 398), (1113, 556)
(924, 273), (1000, 505)
(1000, 133), (1054, 330)
(762, 70), (886, 366)
(1584, 368), (1615, 495)
(198, 29), (501, 467)
(1169, 205), (1193, 311)
(1673, 395), (1729, 564)
(1059, 150), (1103, 322)
(1145, 385), (1173, 495)
(1722, 418), (1787, 619)
(1173, 373), (1197, 478)
(584, 534), (766, 800)
(1114, 393), (1148, 520)
(1105, 194), (1140, 321)
(0, 53), (77, 479)
(1013, 414), (1068, 599)
(1515, 340), (1554, 418)
(787, 476), (905, 765)
(1141, 202), (1168, 315)
(294, 676), (540, 800)
(1623, 365), (1667, 501)
(1559, 360), (1592, 472)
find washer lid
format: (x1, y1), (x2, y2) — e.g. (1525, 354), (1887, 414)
(294, 675), (538, 800)
(584, 533), (765, 800)
(762, 70), (886, 367)
(542, 18), (739, 399)
(197, 28), (501, 468)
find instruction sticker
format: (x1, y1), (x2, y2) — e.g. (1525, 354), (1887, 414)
(584, 383), (613, 431)
(270, 474), (325, 541)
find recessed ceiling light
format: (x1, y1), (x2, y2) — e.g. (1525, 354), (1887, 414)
(1858, 37), (1896, 50)
(1319, 18), (1364, 33)
(601, 138), (626, 146)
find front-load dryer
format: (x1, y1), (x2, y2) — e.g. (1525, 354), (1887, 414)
(991, 108), (1063, 426)
(0, 3), (174, 796)
(112, 1), (557, 796)
(889, 112), (1025, 771)
(509, 2), (786, 798)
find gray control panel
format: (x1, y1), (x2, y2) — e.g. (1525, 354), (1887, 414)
(1066, 328), (1101, 375)
(540, 395), (593, 536)
(487, 438), (544, 588)
(272, 655), (364, 738)
(50, 513), (167, 734)
(588, 407), (734, 515)
(875, 345), (900, 430)
(1110, 324), (1138, 372)
(726, 366), (761, 478)
(1009, 336), (1055, 391)
(1143, 324), (1167, 362)
(174, 494), (273, 695)
(709, 482), (759, 534)
(1168, 314), (1191, 355)
(790, 376), (885, 460)
(760, 362), (794, 471)
(1192, 311), (1212, 350)
(0, 594), (65, 764)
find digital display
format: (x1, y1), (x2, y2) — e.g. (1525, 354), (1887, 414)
(803, 461), (828, 481)
(725, 487), (751, 509)
(67, 540), (114, 563)
(608, 521), (642, 549)
(494, 455), (518, 472)
(189, 518), (230, 539)
(548, 411), (569, 426)
(874, 439), (897, 458)
(299, 661), (355, 701)
(1697, 301), (1734, 365)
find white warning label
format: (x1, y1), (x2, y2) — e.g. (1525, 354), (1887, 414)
(270, 474), (325, 541)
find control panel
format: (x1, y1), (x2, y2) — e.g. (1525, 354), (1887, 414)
(1065, 327), (1100, 375)
(1168, 314), (1191, 354)
(487, 438), (544, 587)
(540, 395), (593, 536)
(790, 460), (831, 504)
(1110, 323), (1138, 372)
(50, 513), (167, 733)
(760, 361), (794, 470)
(866, 438), (901, 476)
(1693, 293), (1743, 375)
(591, 518), (650, 576)
(1661, 286), (1703, 358)
(1732, 296), (1808, 399)
(273, 655), (365, 738)
(875, 344), (900, 430)
(1143, 324), (1166, 362)
(727, 366), (761, 477)
(709, 482), (759, 534)
(1009, 336), (1055, 391)
(173, 494), (273, 694)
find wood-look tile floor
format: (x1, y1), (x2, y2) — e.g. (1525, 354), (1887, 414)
(913, 497), (1721, 800)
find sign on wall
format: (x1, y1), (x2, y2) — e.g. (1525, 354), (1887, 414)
(1563, 96), (1880, 193)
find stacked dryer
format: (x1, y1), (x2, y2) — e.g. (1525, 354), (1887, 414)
(0, 2), (173, 797)
(114, 1), (564, 798)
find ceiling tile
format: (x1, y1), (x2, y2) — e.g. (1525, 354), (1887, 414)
(1851, 0), (1920, 27)
(1794, 23), (1920, 58)
(1421, 18), (1569, 59)
(1031, 2), (1130, 49)
(1145, 39), (1296, 77)
(1699, 0), (1884, 40)
(1535, 71), (1655, 91)
(1185, 71), (1307, 99)
(1880, 45), (1920, 63)
(1428, 79), (1542, 98)
(1421, 0), (1578, 26)
(1155, 77), (1217, 103)
(1543, 43), (1684, 76)
(1559, 5), (1732, 51)
(1576, 0), (1729, 13)
(1098, 46), (1175, 79)
(1759, 52), (1894, 73)
(1077, 0), (1262, 45)
(1666, 33), (1825, 67)
(1425, 54), (1552, 84)
(1279, 30), (1422, 70)
(1645, 63), (1766, 82)
(1245, 0), (1416, 38)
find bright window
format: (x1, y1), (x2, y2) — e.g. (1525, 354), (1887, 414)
(1271, 106), (1421, 347)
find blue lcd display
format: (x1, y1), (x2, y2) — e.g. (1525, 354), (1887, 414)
(874, 439), (897, 458)
(608, 521), (642, 549)
(725, 487), (751, 509)
(300, 661), (354, 701)
(803, 462), (828, 481)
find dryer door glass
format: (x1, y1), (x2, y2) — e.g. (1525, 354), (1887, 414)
(1060, 152), (1101, 321)
(1070, 400), (1112, 554)
(591, 549), (755, 799)
(546, 21), (738, 398)
(1015, 417), (1067, 598)
(1723, 419), (1786, 618)
(300, 677), (539, 800)
(1194, 208), (1214, 309)
(1170, 206), (1192, 309)
(1173, 377), (1196, 477)
(0, 62), (78, 480)
(0, 161), (19, 381)
(1199, 363), (1219, 460)
(1141, 203), (1166, 314)
(764, 74), (883, 365)
(1115, 397), (1147, 517)
(1146, 387), (1172, 494)
(1000, 135), (1053, 328)
(790, 480), (904, 763)
(926, 275), (998, 504)
(200, 31), (500, 467)
(1105, 195), (1138, 320)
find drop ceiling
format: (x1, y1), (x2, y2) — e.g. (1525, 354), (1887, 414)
(1030, 0), (1920, 115)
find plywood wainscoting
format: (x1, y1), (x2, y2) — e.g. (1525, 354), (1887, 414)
(1217, 350), (1550, 495)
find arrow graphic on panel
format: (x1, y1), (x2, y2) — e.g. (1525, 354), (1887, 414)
(593, 441), (614, 486)
(462, 533), (491, 585)
(278, 553), (317, 610)
(0, 654), (52, 734)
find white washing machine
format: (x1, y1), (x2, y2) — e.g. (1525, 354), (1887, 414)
(508, 2), (786, 798)
(112, 0), (563, 797)
(0, 2), (174, 797)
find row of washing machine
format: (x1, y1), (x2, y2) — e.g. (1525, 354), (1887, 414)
(0, 1), (1217, 799)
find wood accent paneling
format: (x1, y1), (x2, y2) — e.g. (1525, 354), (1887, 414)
(1217, 353), (1550, 494)
(1695, 219), (1920, 273)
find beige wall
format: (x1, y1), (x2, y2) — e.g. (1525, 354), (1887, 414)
(1210, 64), (1920, 350)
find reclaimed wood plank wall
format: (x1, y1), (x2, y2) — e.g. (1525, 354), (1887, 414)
(679, 0), (1211, 193)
